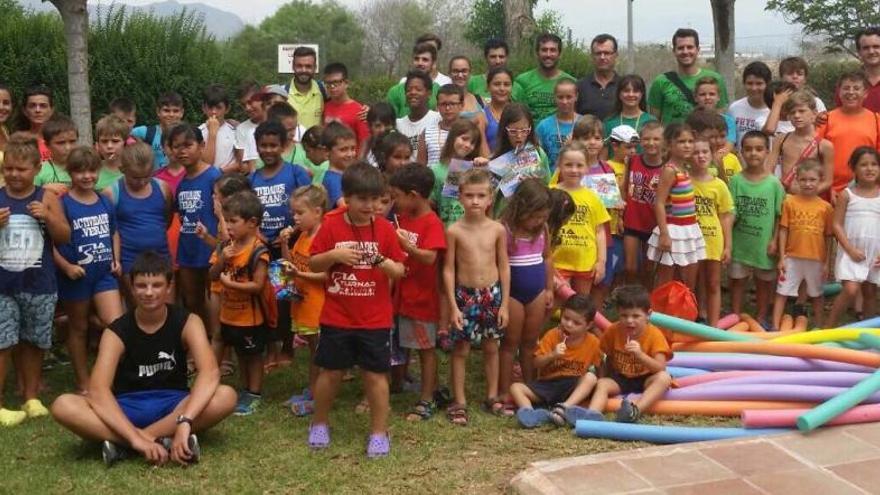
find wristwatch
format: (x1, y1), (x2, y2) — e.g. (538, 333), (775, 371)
(372, 255), (386, 266)
(176, 415), (193, 426)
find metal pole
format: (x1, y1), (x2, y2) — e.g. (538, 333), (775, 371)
(627, 0), (635, 73)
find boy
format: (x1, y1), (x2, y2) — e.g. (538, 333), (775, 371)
(386, 43), (441, 118)
(772, 90), (834, 194)
(694, 77), (736, 148)
(36, 114), (78, 193)
(727, 61), (771, 148)
(511, 295), (603, 428)
(686, 109), (742, 180)
(322, 63), (370, 151)
(131, 92), (184, 170)
(762, 56), (827, 136)
(397, 70), (441, 158)
(209, 192), (269, 416)
(388, 164), (446, 421)
(729, 131), (785, 328)
(587, 285), (672, 423)
(443, 168), (510, 426)
(416, 84), (466, 165)
(320, 122), (358, 209)
(94, 115), (128, 191)
(771, 160), (833, 331)
(199, 84), (238, 174)
(307, 162), (406, 458)
(536, 79), (581, 168)
(108, 97), (137, 135)
(234, 81), (266, 173)
(603, 125), (637, 290)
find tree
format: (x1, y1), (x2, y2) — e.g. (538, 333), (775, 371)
(504, 0), (536, 51)
(49, 0), (92, 144)
(464, 0), (564, 53)
(710, 0), (735, 102)
(765, 0), (880, 56)
(359, 0), (434, 76)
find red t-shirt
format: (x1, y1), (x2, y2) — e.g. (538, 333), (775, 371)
(394, 210), (446, 321)
(323, 99), (370, 149)
(623, 154), (663, 234)
(310, 208), (405, 329)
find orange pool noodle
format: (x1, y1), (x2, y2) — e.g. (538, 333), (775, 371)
(673, 341), (880, 367)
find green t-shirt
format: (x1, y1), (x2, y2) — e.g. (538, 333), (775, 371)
(34, 161), (71, 187)
(255, 144), (308, 172)
(647, 68), (729, 124)
(468, 74), (525, 102)
(430, 162), (464, 227)
(603, 112), (657, 154)
(96, 167), (123, 191)
(514, 69), (575, 122)
(386, 80), (440, 118)
(728, 173), (785, 270)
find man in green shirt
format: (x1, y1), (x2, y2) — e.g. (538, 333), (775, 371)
(286, 46), (324, 129)
(647, 28), (728, 124)
(386, 42), (440, 118)
(514, 33), (575, 122)
(468, 38), (524, 102)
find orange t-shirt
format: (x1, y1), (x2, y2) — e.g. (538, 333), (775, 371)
(534, 328), (602, 381)
(780, 195), (833, 261)
(600, 322), (672, 378)
(290, 231), (324, 329)
(210, 241), (270, 327)
(816, 109), (880, 192)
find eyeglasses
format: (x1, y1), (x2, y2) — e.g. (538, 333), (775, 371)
(450, 69), (470, 75)
(438, 101), (462, 108)
(324, 79), (346, 88)
(506, 127), (532, 135)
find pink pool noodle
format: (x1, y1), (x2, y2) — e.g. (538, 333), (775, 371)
(664, 384), (880, 403)
(594, 312), (611, 331)
(683, 371), (872, 389)
(716, 313), (740, 330)
(675, 371), (770, 387)
(669, 354), (875, 373)
(742, 403), (880, 429)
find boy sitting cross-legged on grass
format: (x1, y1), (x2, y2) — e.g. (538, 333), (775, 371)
(510, 295), (603, 428)
(586, 285), (672, 423)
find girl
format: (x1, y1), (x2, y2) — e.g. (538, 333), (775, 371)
(646, 123), (706, 288)
(361, 102), (396, 165)
(603, 74), (656, 151)
(448, 56), (486, 120)
(299, 126), (329, 185)
(622, 121), (665, 287)
(0, 133), (70, 425)
(0, 83), (13, 162)
(691, 136), (734, 326)
(828, 147), (880, 327)
(54, 146), (124, 393)
(497, 179), (554, 414)
(375, 131), (412, 177)
(430, 118), (486, 226)
(105, 142), (172, 306)
(280, 185), (328, 414)
(14, 85), (55, 161)
(492, 103), (551, 215)
(484, 67), (514, 152)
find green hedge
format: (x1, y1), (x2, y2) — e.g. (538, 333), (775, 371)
(808, 59), (862, 109)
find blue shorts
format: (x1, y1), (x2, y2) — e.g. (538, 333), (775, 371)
(0, 292), (58, 350)
(116, 389), (189, 428)
(511, 263), (546, 305)
(58, 267), (118, 301)
(601, 235), (624, 287)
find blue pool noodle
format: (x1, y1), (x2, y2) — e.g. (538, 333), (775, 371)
(574, 420), (787, 444)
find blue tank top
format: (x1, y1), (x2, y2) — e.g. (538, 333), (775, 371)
(0, 187), (57, 294)
(176, 166), (221, 268)
(484, 105), (500, 152)
(250, 162), (311, 242)
(117, 178), (169, 271)
(57, 193), (116, 274)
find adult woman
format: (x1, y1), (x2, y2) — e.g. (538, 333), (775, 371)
(0, 83), (13, 164)
(484, 67), (515, 153)
(14, 85), (55, 161)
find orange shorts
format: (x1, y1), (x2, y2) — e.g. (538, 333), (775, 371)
(556, 269), (595, 282)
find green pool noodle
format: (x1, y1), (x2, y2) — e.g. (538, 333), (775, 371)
(823, 282), (842, 297)
(649, 312), (758, 342)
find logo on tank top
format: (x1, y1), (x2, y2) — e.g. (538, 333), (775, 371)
(139, 350), (177, 378)
(0, 214), (44, 272)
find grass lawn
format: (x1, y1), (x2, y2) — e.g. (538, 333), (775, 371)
(1, 348), (737, 494)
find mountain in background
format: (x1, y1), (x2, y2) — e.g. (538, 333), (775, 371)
(16, 0), (246, 39)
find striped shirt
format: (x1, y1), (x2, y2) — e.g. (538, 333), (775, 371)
(423, 124), (449, 165)
(507, 228), (546, 267)
(666, 165), (697, 225)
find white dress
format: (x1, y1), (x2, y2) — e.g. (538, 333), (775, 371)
(836, 188), (880, 284)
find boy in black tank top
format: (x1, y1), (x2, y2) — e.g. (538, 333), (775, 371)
(51, 252), (236, 466)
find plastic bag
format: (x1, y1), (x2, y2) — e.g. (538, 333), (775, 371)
(651, 280), (698, 343)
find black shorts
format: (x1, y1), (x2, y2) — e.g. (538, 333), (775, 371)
(315, 325), (391, 373)
(220, 324), (267, 356)
(608, 370), (648, 395)
(623, 228), (652, 243)
(527, 376), (580, 406)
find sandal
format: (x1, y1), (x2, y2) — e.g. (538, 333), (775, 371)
(219, 360), (235, 377)
(446, 403), (468, 426)
(500, 398), (517, 417)
(354, 398), (371, 415)
(405, 400), (436, 421)
(308, 423), (330, 449)
(482, 397), (505, 416)
(548, 404), (567, 427)
(366, 432), (390, 458)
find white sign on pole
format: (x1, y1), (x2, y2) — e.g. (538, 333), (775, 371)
(278, 44), (320, 74)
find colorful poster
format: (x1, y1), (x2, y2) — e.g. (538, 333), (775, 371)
(441, 159), (473, 199)
(488, 145), (546, 197)
(583, 173), (623, 208)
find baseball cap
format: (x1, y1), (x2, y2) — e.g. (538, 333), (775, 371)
(609, 125), (639, 143)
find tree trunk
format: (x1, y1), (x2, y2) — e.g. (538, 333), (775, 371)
(710, 0), (735, 102)
(50, 0), (92, 145)
(503, 0), (535, 51)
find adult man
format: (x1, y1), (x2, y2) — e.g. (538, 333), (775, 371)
(468, 38), (524, 101)
(515, 33), (576, 122)
(51, 252), (236, 466)
(835, 27), (880, 112)
(387, 43), (441, 118)
(322, 62), (370, 149)
(576, 34), (621, 120)
(647, 28), (728, 124)
(286, 46), (324, 129)
(415, 33), (453, 86)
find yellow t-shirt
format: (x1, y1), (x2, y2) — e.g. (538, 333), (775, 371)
(607, 159), (626, 235)
(780, 195), (833, 261)
(534, 328), (602, 380)
(600, 322), (673, 378)
(552, 186), (610, 272)
(693, 177), (734, 261)
(710, 152), (742, 181)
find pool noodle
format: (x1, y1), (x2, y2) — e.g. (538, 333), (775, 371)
(667, 366), (710, 378)
(669, 354), (875, 373)
(682, 371), (871, 389)
(603, 398), (813, 416)
(674, 371), (771, 387)
(649, 312), (759, 342)
(664, 384), (880, 403)
(743, 403), (880, 428)
(771, 328), (880, 345)
(716, 313), (740, 329)
(574, 420), (786, 444)
(672, 341), (880, 368)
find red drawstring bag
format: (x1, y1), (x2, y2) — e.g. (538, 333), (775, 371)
(650, 280), (699, 344)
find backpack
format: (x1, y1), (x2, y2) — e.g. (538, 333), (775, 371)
(664, 71), (697, 106)
(284, 80), (329, 102)
(246, 241), (279, 330)
(144, 125), (161, 150)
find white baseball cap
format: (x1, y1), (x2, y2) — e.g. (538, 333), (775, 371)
(609, 125), (639, 143)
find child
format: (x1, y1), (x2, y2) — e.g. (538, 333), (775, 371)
(396, 70), (441, 157)
(322, 62), (370, 150)
(174, 124), (222, 330)
(108, 97), (136, 135)
(209, 192), (269, 416)
(536, 79), (581, 168)
(762, 57), (827, 136)
(622, 121), (664, 286)
(587, 285), (672, 423)
(511, 295), (602, 428)
(105, 142), (172, 305)
(646, 123), (706, 288)
(443, 168), (509, 425)
(0, 133), (70, 426)
(264, 102), (307, 169)
(603, 75), (657, 151)
(362, 102), (396, 165)
(320, 122), (358, 209)
(772, 159), (833, 330)
(200, 84), (238, 173)
(769, 90), (834, 195)
(35, 114), (78, 194)
(727, 61), (771, 148)
(828, 148), (880, 327)
(388, 164), (447, 421)
(553, 142), (610, 296)
(691, 136), (734, 326)
(280, 185), (328, 414)
(93, 115), (127, 191)
(299, 126), (329, 185)
(375, 131), (413, 177)
(729, 131), (785, 327)
(234, 81), (266, 173)
(430, 118), (486, 226)
(686, 109), (742, 181)
(694, 77), (736, 148)
(307, 163), (405, 458)
(417, 84), (465, 166)
(131, 91), (185, 170)
(54, 146), (124, 393)
(498, 179), (554, 414)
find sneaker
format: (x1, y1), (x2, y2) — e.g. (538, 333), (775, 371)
(156, 434), (201, 463)
(234, 391), (261, 416)
(0, 408), (27, 427)
(22, 399), (49, 418)
(516, 407), (551, 428)
(616, 398), (641, 423)
(101, 440), (129, 467)
(284, 388), (312, 406)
